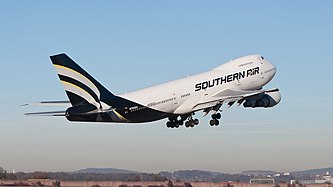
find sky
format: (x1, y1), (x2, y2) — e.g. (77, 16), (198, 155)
(0, 1), (333, 174)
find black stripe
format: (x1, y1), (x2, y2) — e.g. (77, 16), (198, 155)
(50, 54), (115, 99)
(59, 75), (100, 103)
(51, 54), (96, 85)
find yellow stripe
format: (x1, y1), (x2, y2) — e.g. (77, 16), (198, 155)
(113, 109), (129, 122)
(53, 64), (97, 94)
(61, 80), (92, 99)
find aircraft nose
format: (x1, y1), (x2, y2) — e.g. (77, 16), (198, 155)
(263, 60), (276, 81)
(266, 60), (276, 72)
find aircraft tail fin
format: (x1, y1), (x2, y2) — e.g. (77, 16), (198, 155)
(50, 53), (114, 109)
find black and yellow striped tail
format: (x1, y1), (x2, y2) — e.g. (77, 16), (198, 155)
(50, 53), (114, 108)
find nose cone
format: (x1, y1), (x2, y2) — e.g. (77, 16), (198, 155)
(263, 60), (276, 83)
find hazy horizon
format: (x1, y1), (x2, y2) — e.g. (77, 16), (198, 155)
(4, 166), (333, 174)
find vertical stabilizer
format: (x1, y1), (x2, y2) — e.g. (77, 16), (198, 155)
(50, 53), (114, 108)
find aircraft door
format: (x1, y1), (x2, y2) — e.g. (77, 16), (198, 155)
(172, 93), (178, 111)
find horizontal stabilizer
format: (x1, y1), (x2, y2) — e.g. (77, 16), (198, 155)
(21, 101), (70, 107)
(25, 111), (66, 116)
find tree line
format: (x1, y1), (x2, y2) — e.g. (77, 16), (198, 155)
(0, 167), (167, 182)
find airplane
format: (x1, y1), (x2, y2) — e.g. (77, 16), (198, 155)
(25, 53), (281, 128)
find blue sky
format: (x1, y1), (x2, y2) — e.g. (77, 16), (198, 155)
(1, 1), (333, 173)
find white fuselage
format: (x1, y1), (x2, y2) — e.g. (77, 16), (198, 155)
(27, 53), (279, 126)
(120, 54), (276, 115)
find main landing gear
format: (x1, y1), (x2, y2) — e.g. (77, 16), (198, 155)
(166, 115), (199, 128)
(184, 118), (199, 128)
(209, 112), (221, 126)
(166, 112), (222, 128)
(166, 117), (183, 128)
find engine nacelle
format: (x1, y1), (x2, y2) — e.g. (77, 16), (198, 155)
(243, 90), (281, 108)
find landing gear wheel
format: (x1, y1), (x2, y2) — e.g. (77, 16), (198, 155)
(190, 121), (195, 127)
(167, 113), (200, 128)
(212, 113), (221, 119)
(209, 112), (222, 126)
(214, 119), (219, 126)
(209, 119), (219, 126)
(194, 119), (199, 125)
(166, 115), (185, 128)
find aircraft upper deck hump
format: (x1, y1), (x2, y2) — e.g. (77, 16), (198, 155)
(213, 54), (263, 71)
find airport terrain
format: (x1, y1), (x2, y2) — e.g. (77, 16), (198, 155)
(1, 167), (333, 187)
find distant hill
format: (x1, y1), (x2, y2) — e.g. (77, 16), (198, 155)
(160, 170), (250, 182)
(73, 168), (140, 174)
(291, 167), (333, 176)
(71, 166), (333, 181)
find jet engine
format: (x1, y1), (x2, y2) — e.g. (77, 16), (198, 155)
(243, 90), (281, 108)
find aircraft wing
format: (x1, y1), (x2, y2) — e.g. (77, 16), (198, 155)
(192, 88), (279, 111)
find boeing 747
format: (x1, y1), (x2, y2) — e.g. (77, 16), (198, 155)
(25, 54), (281, 128)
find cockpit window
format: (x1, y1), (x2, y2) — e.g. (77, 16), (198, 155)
(261, 56), (264, 60)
